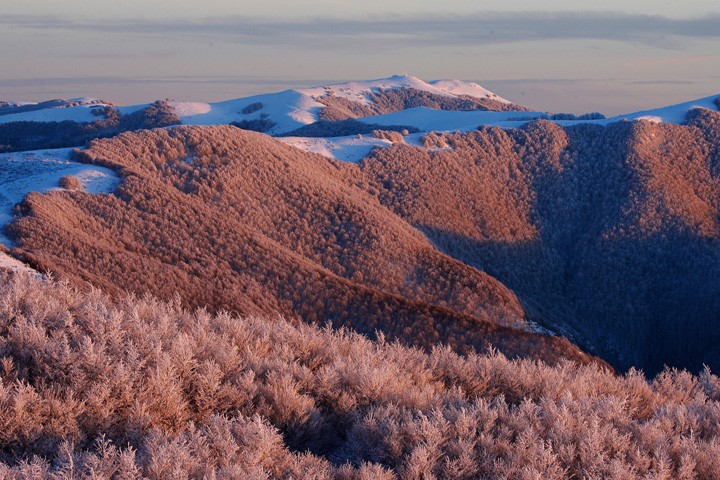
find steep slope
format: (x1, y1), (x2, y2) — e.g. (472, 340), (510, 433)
(6, 125), (596, 366)
(359, 108), (720, 374)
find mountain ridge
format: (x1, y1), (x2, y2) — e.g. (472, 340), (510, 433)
(1, 77), (719, 374)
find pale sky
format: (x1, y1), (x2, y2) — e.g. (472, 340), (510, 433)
(2, 0), (719, 115)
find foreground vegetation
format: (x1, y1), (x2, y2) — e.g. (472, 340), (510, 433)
(1, 272), (719, 479)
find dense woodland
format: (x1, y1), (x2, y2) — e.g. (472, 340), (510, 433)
(0, 101), (180, 152)
(280, 120), (416, 138)
(1, 272), (720, 479)
(7, 126), (596, 367)
(360, 107), (720, 374)
(6, 104), (720, 375)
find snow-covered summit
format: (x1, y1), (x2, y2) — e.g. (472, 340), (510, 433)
(429, 79), (511, 104)
(298, 75), (504, 105)
(0, 76), (517, 134)
(174, 75), (516, 134)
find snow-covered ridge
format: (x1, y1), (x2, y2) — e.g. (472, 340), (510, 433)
(428, 79), (510, 103)
(1, 76), (718, 163)
(0, 75), (515, 134)
(174, 75), (516, 134)
(604, 95), (719, 125)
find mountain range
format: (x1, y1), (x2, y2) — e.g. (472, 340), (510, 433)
(1, 76), (719, 376)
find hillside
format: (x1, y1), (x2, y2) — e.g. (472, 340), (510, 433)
(359, 108), (720, 374)
(6, 126), (597, 366)
(1, 272), (719, 479)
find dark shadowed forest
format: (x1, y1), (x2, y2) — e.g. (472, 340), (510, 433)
(360, 108), (720, 374)
(0, 101), (180, 153)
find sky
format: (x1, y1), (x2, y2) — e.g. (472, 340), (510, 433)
(1, 0), (719, 115)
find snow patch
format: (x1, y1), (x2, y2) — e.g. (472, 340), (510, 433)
(0, 148), (120, 246)
(170, 102), (212, 117)
(278, 135), (390, 163)
(0, 251), (39, 276)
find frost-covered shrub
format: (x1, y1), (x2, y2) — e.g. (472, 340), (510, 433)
(371, 130), (404, 142)
(420, 132), (448, 148)
(58, 175), (84, 190)
(0, 272), (719, 478)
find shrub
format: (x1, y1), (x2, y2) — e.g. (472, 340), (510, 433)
(372, 130), (404, 143)
(0, 272), (718, 478)
(230, 118), (277, 133)
(58, 175), (84, 190)
(241, 102), (264, 114)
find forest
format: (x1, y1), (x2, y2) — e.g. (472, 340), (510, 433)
(0, 101), (180, 153)
(1, 272), (719, 479)
(7, 126), (596, 368)
(6, 106), (720, 375)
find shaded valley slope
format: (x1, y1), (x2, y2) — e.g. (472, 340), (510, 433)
(360, 108), (720, 374)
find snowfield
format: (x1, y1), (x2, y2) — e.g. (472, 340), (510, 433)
(0, 148), (120, 246)
(604, 94), (719, 124)
(279, 136), (394, 163)
(358, 107), (547, 132)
